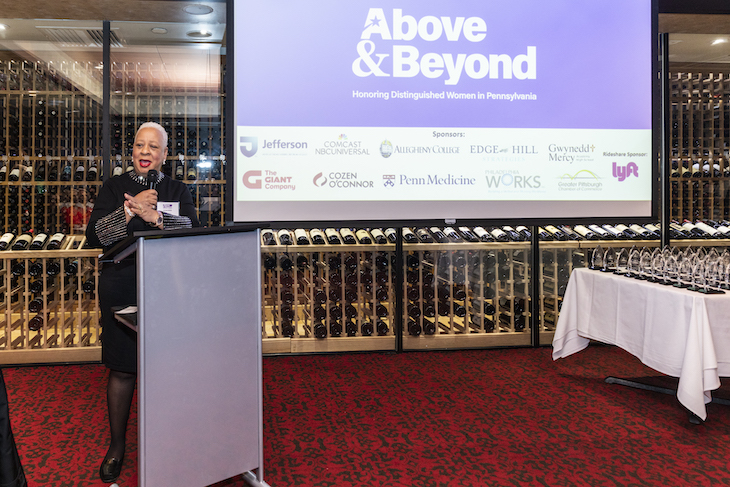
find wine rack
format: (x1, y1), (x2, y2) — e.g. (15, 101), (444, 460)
(402, 241), (532, 350)
(0, 58), (227, 234)
(261, 229), (397, 354)
(669, 71), (730, 222)
(0, 235), (100, 364)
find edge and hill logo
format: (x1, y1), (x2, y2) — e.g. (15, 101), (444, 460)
(612, 162), (638, 182)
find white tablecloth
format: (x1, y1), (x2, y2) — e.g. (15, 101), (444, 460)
(552, 268), (730, 420)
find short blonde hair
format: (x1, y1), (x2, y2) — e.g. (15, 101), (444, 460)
(136, 121), (169, 149)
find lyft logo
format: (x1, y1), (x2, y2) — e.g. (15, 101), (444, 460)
(612, 162), (638, 182)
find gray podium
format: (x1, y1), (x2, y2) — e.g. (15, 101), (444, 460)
(106, 225), (269, 487)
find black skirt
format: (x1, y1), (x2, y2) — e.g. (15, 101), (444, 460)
(0, 369), (26, 487)
(99, 260), (138, 373)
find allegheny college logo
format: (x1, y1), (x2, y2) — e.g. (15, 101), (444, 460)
(239, 136), (258, 158)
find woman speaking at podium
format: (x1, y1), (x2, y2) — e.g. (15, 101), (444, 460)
(86, 122), (200, 482)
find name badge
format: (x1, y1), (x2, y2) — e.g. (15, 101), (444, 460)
(157, 201), (180, 216)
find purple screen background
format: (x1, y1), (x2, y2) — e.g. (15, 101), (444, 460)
(235, 0), (653, 130)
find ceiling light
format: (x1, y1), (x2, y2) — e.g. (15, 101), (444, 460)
(187, 29), (213, 38)
(0, 24), (8, 31)
(151, 27), (168, 35)
(183, 4), (214, 15)
(712, 38), (728, 45)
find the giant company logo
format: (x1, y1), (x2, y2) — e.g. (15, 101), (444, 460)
(240, 136), (258, 158)
(612, 162), (639, 182)
(352, 9), (537, 85)
(484, 171), (541, 189)
(243, 170), (296, 191)
(313, 171), (374, 188)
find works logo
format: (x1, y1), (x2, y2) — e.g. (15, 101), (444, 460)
(485, 173), (541, 189)
(612, 162), (638, 182)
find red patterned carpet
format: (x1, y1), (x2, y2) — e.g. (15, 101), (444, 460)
(4, 345), (730, 486)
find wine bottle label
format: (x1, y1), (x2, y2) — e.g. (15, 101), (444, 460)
(369, 228), (386, 242)
(694, 221), (719, 235)
(588, 224), (610, 236)
(490, 228), (507, 238)
(325, 228), (341, 239)
(0, 233), (14, 246)
(340, 228), (355, 238)
(9, 168), (20, 180)
(309, 228), (326, 243)
(384, 228), (398, 242)
(443, 227), (461, 239)
(402, 228), (416, 238)
(716, 225), (730, 235)
(276, 229), (293, 244)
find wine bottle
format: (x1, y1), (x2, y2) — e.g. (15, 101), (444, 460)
(629, 224), (658, 239)
(309, 228), (326, 245)
(572, 224), (599, 240)
(443, 227), (462, 242)
(613, 224), (640, 240)
(408, 319), (422, 336)
(535, 227), (552, 241)
(427, 227), (448, 243)
(339, 228), (357, 244)
(294, 229), (310, 245)
(693, 221), (723, 238)
(186, 165), (197, 180)
(64, 259), (79, 275)
(73, 160), (85, 181)
(416, 228), (434, 243)
(402, 228), (418, 243)
(544, 225), (568, 241)
(11, 234), (32, 250)
(324, 228), (342, 244)
(376, 319), (389, 336)
(384, 228), (398, 243)
(8, 163), (20, 182)
(0, 161), (7, 181)
(261, 230), (276, 246)
(361, 321), (374, 336)
(502, 226), (522, 241)
(668, 222), (690, 239)
(60, 161), (72, 181)
(471, 298), (496, 315)
(588, 224), (614, 240)
(22, 163), (33, 181)
(46, 232), (65, 250)
(681, 221), (709, 238)
(273, 229), (291, 246)
(515, 225), (532, 240)
(28, 314), (44, 332)
(86, 161), (98, 181)
(489, 227), (509, 242)
(470, 226), (492, 242)
(370, 228), (387, 244)
(29, 233), (48, 250)
(0, 233), (15, 250)
(355, 229), (372, 244)
(422, 318), (436, 335)
(458, 226), (479, 242)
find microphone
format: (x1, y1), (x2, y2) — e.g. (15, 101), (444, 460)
(147, 169), (158, 190)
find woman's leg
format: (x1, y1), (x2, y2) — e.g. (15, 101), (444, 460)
(105, 369), (136, 460)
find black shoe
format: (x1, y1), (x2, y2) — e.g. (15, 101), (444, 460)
(99, 455), (124, 483)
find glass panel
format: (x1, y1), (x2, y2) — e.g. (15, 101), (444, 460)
(0, 19), (104, 235)
(110, 20), (226, 227)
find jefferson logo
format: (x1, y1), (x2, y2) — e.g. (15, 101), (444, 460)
(243, 170), (262, 189)
(240, 137), (258, 158)
(313, 172), (327, 187)
(612, 162), (638, 182)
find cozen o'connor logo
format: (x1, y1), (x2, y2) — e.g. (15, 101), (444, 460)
(243, 170), (262, 189)
(240, 136), (258, 158)
(612, 162), (638, 182)
(313, 172), (327, 187)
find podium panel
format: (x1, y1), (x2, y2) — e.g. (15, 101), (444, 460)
(136, 230), (263, 486)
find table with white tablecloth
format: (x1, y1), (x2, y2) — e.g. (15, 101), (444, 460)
(552, 267), (730, 421)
